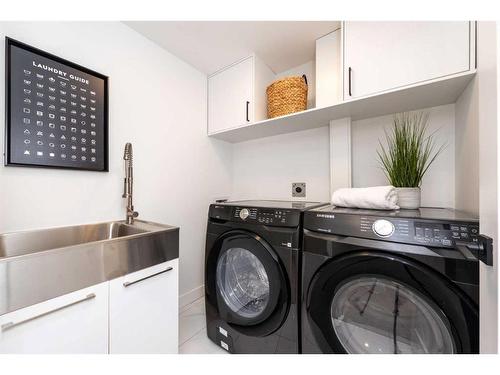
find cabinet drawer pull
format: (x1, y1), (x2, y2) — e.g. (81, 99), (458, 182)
(1, 293), (96, 332)
(348, 67), (352, 96)
(123, 267), (173, 288)
(246, 101), (250, 122)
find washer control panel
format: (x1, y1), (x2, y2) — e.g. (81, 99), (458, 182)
(363, 216), (479, 247)
(304, 210), (479, 249)
(360, 216), (410, 240)
(413, 221), (479, 247)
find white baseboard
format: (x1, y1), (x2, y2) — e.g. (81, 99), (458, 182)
(179, 284), (204, 310)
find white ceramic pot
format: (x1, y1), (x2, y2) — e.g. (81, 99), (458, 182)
(396, 187), (421, 209)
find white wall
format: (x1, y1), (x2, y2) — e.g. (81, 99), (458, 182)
(454, 23), (500, 352)
(351, 104), (456, 208)
(231, 126), (330, 202)
(232, 104), (456, 208)
(0, 22), (233, 301)
(455, 78), (479, 215)
(476, 21), (498, 354)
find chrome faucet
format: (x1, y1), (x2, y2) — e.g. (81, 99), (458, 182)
(122, 142), (139, 224)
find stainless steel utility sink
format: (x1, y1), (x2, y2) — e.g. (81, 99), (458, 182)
(0, 220), (179, 316)
(0, 222), (149, 259)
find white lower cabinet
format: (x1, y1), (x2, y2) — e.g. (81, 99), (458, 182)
(0, 260), (179, 354)
(0, 282), (109, 354)
(109, 259), (179, 354)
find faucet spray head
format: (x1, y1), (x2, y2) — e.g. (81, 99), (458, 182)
(123, 142), (133, 199)
(123, 142), (133, 162)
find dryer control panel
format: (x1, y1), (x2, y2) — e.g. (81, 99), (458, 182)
(209, 204), (300, 227)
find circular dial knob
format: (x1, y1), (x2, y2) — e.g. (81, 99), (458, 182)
(239, 208), (250, 220)
(372, 219), (395, 238)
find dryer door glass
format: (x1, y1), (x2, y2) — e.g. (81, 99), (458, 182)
(330, 277), (455, 354)
(216, 247), (270, 319)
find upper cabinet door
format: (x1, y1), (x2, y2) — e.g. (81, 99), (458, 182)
(0, 282), (108, 354)
(343, 21), (472, 99)
(109, 259), (179, 354)
(208, 57), (254, 134)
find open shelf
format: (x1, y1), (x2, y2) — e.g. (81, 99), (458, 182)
(208, 71), (476, 143)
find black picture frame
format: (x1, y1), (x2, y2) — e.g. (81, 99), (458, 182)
(4, 37), (109, 172)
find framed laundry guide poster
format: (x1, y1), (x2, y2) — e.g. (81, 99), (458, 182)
(4, 37), (109, 171)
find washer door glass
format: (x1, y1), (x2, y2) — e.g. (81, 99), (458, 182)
(330, 277), (455, 354)
(216, 247), (270, 319)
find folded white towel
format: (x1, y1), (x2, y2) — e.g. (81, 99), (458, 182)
(332, 186), (399, 210)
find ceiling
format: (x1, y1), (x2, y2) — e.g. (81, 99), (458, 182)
(124, 21), (340, 75)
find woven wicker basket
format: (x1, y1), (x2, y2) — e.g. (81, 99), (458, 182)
(266, 75), (308, 119)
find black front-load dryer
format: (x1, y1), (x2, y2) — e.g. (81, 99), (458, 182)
(205, 200), (327, 353)
(301, 206), (480, 354)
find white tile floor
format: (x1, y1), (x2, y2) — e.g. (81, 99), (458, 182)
(179, 297), (228, 354)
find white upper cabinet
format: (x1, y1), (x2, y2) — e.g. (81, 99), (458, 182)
(0, 282), (108, 354)
(343, 21), (473, 99)
(109, 259), (179, 354)
(208, 55), (274, 134)
(316, 28), (342, 108)
(209, 57), (253, 134)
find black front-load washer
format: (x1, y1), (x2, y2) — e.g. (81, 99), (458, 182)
(205, 200), (327, 353)
(301, 206), (480, 354)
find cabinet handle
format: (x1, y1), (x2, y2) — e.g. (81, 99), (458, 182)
(1, 293), (96, 332)
(246, 101), (250, 122)
(348, 67), (352, 96)
(123, 267), (173, 288)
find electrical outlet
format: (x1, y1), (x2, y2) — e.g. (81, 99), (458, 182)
(292, 182), (306, 198)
